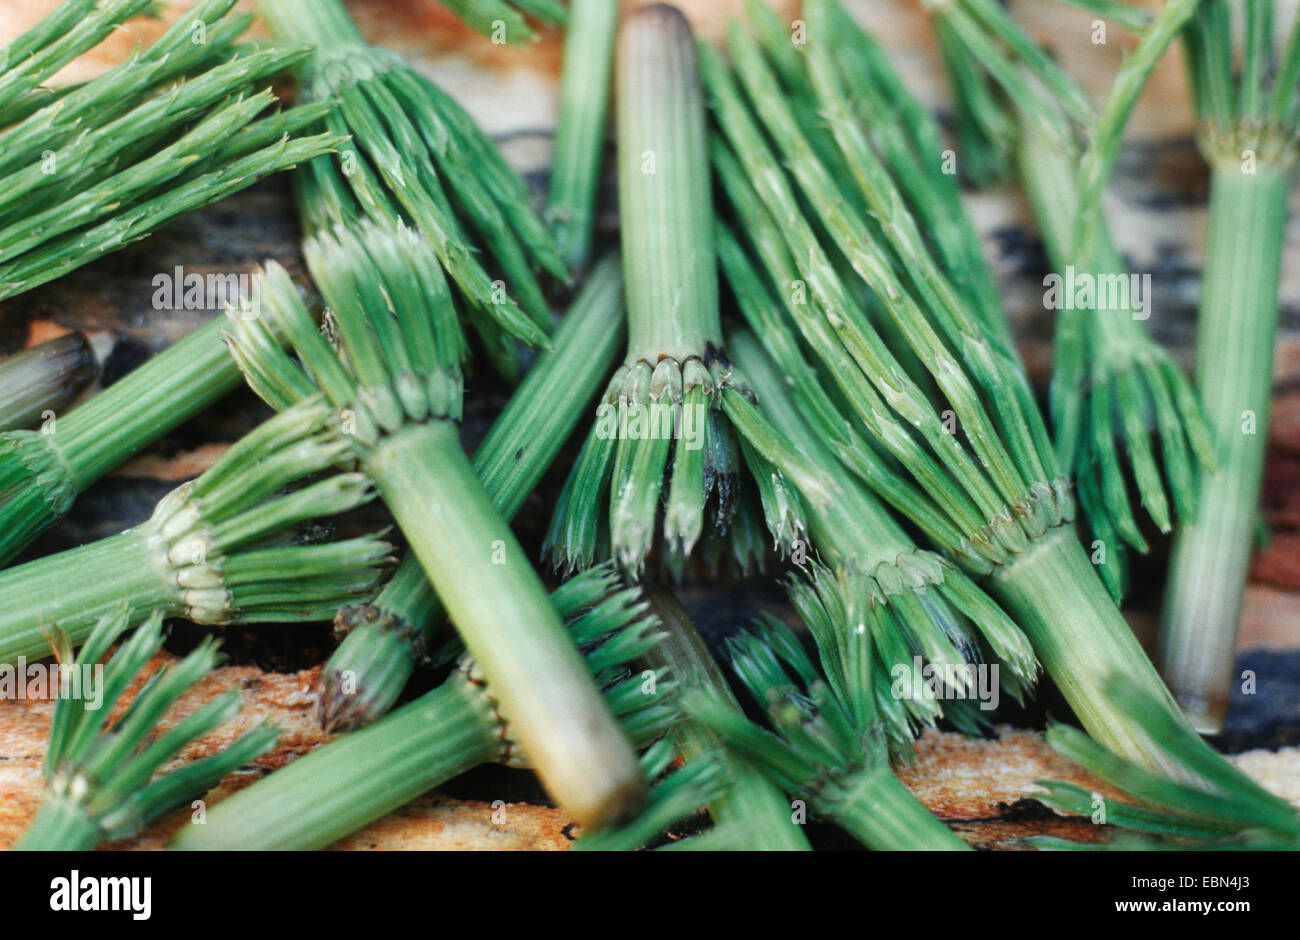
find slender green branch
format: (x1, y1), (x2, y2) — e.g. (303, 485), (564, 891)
(802, 0), (1010, 347)
(1070, 0), (1204, 262)
(730, 328), (1039, 754)
(1015, 109), (1213, 596)
(259, 0), (565, 347)
(702, 25), (1069, 563)
(639, 586), (810, 850)
(1028, 676), (1299, 849)
(545, 0), (617, 274)
(438, 0), (536, 42)
(0, 0), (152, 124)
(687, 619), (970, 851)
(572, 737), (729, 850)
(925, 0), (1214, 593)
(0, 316), (256, 566)
(707, 7), (1268, 796)
(0, 0), (341, 300)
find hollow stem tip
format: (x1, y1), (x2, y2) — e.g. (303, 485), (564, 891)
(0, 333), (97, 433)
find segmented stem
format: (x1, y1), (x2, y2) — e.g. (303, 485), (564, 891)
(1160, 166), (1292, 732)
(0, 317), (253, 565)
(319, 255), (625, 729)
(546, 0), (618, 274)
(617, 3), (720, 360)
(370, 422), (645, 829)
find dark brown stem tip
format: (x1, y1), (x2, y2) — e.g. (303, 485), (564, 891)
(0, 332), (99, 431)
(315, 666), (378, 733)
(26, 332), (98, 391)
(584, 774), (653, 832)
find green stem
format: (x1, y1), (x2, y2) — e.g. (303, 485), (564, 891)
(0, 316), (243, 566)
(990, 526), (1185, 775)
(320, 256), (625, 728)
(255, 0), (365, 47)
(474, 256), (625, 517)
(1019, 107), (1146, 473)
(545, 0), (618, 274)
(15, 797), (102, 851)
(1160, 165), (1290, 731)
(171, 678), (501, 850)
(831, 769), (969, 851)
(1017, 105), (1152, 413)
(1015, 96), (1211, 585)
(368, 421), (645, 829)
(643, 587), (810, 851)
(617, 4), (720, 359)
(1070, 0), (1203, 263)
(0, 527), (168, 664)
(55, 317), (239, 489)
(1, 403), (387, 663)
